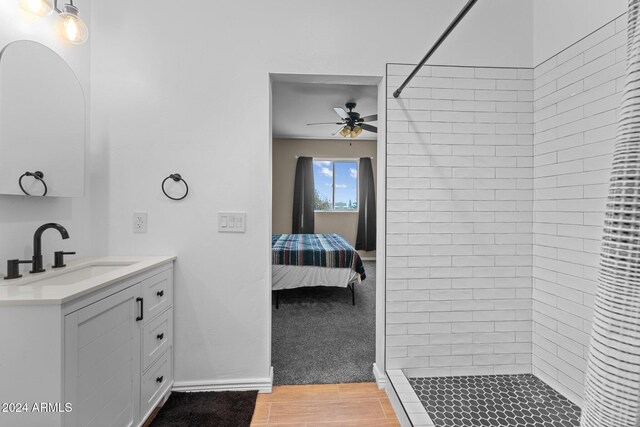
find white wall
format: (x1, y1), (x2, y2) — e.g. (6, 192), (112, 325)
(385, 64), (534, 377)
(533, 0), (627, 65)
(0, 1), (97, 277)
(89, 0), (534, 386)
(532, 15), (626, 406)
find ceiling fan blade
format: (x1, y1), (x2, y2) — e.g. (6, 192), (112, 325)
(306, 122), (343, 126)
(359, 123), (377, 133)
(334, 107), (349, 119)
(332, 127), (344, 136)
(360, 114), (378, 123)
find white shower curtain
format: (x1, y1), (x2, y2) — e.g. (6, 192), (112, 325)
(581, 2), (640, 426)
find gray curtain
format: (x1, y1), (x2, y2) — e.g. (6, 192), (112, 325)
(356, 158), (376, 251)
(292, 157), (314, 234)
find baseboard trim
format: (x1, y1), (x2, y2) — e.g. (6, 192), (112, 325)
(373, 363), (387, 389)
(172, 367), (273, 394)
(361, 257), (376, 261)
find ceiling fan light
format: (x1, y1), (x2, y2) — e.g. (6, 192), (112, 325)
(351, 126), (363, 138)
(339, 126), (351, 137)
(19, 0), (53, 16)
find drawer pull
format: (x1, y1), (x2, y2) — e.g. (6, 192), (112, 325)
(157, 290), (164, 297)
(156, 376), (163, 383)
(157, 333), (164, 340)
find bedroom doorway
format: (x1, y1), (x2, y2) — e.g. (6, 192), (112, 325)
(268, 74), (384, 386)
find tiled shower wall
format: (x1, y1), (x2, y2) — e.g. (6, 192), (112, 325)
(384, 14), (627, 407)
(385, 64), (534, 377)
(531, 16), (626, 405)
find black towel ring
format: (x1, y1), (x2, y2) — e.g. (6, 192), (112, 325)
(162, 173), (189, 201)
(18, 171), (48, 196)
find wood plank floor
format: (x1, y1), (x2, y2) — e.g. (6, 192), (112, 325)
(250, 382), (400, 426)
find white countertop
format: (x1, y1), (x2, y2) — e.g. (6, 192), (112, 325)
(0, 256), (176, 306)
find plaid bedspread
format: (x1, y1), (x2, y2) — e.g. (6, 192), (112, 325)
(272, 234), (366, 280)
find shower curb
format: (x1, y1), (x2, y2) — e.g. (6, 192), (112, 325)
(386, 369), (434, 426)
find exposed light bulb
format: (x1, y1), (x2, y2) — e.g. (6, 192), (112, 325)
(18, 0), (53, 16)
(57, 4), (88, 44)
(63, 15), (79, 41)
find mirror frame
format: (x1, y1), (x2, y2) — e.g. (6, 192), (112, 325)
(0, 40), (86, 198)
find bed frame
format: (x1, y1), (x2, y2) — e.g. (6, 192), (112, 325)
(274, 281), (356, 309)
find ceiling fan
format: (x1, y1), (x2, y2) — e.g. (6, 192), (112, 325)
(307, 102), (377, 139)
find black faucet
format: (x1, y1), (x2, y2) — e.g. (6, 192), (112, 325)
(31, 223), (69, 274)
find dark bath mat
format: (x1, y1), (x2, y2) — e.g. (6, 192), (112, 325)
(150, 390), (258, 427)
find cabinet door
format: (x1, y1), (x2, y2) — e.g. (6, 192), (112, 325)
(63, 285), (142, 427)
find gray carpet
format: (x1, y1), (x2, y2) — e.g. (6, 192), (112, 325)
(272, 261), (375, 385)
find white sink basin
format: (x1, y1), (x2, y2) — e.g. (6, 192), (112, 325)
(0, 256), (175, 305)
(27, 263), (136, 286)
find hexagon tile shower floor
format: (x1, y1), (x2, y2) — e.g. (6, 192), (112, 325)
(409, 374), (580, 427)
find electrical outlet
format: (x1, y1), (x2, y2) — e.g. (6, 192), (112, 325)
(133, 212), (147, 233)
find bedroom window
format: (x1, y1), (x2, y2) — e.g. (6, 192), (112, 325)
(313, 159), (358, 211)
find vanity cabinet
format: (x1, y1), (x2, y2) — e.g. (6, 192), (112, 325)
(63, 285), (141, 427)
(0, 257), (174, 427)
(63, 266), (174, 427)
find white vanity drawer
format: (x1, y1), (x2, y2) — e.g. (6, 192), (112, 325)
(142, 269), (172, 322)
(141, 348), (172, 419)
(143, 308), (173, 370)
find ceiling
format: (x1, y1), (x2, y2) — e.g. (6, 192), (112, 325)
(272, 81), (378, 141)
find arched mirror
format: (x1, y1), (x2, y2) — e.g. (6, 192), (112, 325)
(0, 40), (85, 197)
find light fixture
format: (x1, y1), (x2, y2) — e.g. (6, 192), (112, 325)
(19, 0), (53, 16)
(339, 126), (352, 137)
(56, 1), (88, 44)
(350, 126), (363, 138)
(18, 0), (88, 45)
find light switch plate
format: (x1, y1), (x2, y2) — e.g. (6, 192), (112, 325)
(218, 212), (246, 233)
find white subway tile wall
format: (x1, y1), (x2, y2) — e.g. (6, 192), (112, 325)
(531, 17), (626, 405)
(386, 64), (535, 378)
(385, 15), (625, 405)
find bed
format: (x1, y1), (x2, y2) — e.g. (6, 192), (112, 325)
(272, 233), (366, 307)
